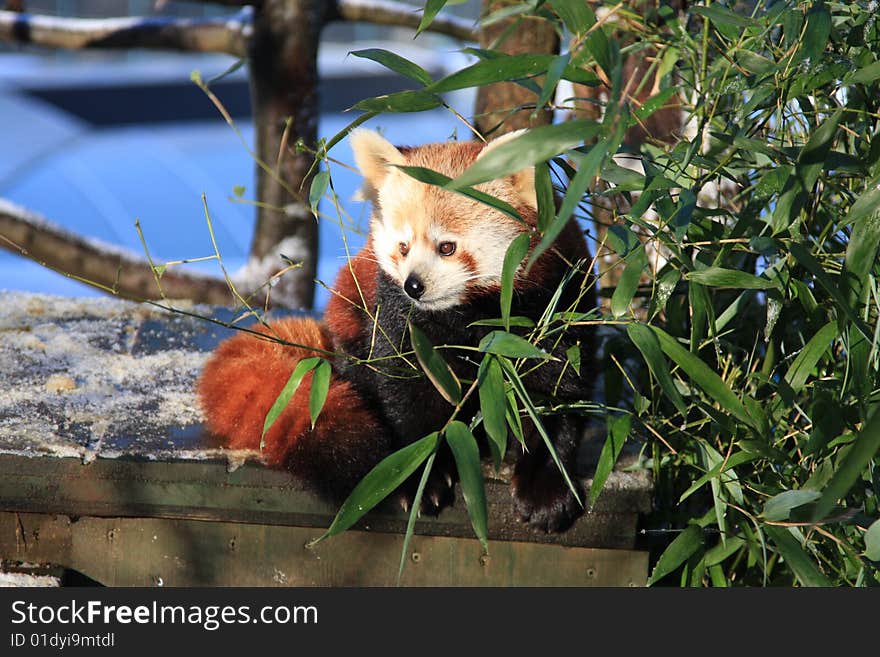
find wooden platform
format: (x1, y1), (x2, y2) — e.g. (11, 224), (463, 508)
(0, 292), (652, 586)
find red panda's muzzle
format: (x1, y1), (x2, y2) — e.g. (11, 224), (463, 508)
(403, 273), (426, 300)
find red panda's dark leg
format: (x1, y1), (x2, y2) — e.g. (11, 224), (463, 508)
(510, 414), (585, 533)
(281, 378), (393, 503)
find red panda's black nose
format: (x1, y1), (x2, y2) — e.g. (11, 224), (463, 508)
(404, 274), (426, 300)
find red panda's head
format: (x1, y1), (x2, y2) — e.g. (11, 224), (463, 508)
(350, 129), (538, 311)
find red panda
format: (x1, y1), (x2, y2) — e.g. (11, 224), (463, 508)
(198, 129), (597, 532)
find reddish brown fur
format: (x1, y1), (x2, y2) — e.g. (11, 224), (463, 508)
(405, 141), (485, 178)
(377, 139), (526, 236)
(459, 251), (478, 277)
(324, 243), (378, 349)
(522, 218), (591, 291)
(197, 316), (388, 500)
(197, 318), (332, 463)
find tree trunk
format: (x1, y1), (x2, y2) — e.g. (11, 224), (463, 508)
(474, 0), (559, 137)
(245, 0), (329, 310)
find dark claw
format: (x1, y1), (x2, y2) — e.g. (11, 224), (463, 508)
(398, 459), (457, 517)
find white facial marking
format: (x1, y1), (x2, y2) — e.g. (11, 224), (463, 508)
(366, 146), (528, 311)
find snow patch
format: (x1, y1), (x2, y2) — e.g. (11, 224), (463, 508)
(0, 572), (60, 588)
(232, 233), (313, 308)
(0, 291), (224, 463)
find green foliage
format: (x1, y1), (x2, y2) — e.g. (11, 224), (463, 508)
(603, 0), (879, 586)
(261, 357), (324, 448)
(309, 0), (880, 586)
(410, 322), (462, 405)
(311, 432), (441, 545)
(446, 421), (489, 551)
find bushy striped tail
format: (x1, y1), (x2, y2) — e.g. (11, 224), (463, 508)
(197, 318), (391, 502)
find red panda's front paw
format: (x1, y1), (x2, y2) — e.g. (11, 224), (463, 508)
(511, 463), (584, 533)
(396, 466), (456, 517)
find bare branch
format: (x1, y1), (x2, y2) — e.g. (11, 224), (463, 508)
(332, 0), (477, 41)
(0, 8), (252, 57)
(0, 198), (236, 306)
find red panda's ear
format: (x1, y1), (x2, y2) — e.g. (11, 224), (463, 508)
(477, 130), (537, 211)
(350, 129), (406, 201)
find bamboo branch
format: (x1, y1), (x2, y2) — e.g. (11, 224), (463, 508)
(0, 8), (252, 57)
(332, 0), (477, 41)
(0, 198), (235, 306)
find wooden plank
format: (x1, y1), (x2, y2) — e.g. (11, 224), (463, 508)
(0, 453), (650, 549)
(0, 512), (647, 587)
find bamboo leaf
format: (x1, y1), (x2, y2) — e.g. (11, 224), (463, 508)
(430, 53), (556, 93)
(704, 536), (745, 567)
(501, 233), (530, 331)
(446, 421), (489, 551)
(534, 53), (571, 113)
(350, 48), (433, 86)
(865, 519), (880, 561)
(478, 355), (508, 471)
(814, 405), (880, 521)
(589, 414), (631, 506)
(529, 137), (610, 270)
(843, 182), (880, 305)
(479, 331), (551, 359)
(565, 344), (581, 376)
(468, 316), (535, 329)
(843, 60), (880, 86)
(736, 51), (776, 76)
(395, 165), (523, 222)
(261, 357), (321, 447)
(650, 326), (758, 431)
(353, 90), (442, 113)
(762, 490), (821, 522)
(686, 267), (780, 290)
(626, 323), (688, 418)
(308, 359), (332, 429)
(679, 452), (757, 503)
(782, 320), (837, 394)
(410, 322), (461, 405)
(505, 388), (524, 444)
(798, 1), (832, 64)
(771, 109), (843, 233)
(314, 433), (440, 544)
(499, 358), (581, 503)
(611, 245), (648, 318)
(417, 0), (450, 36)
(692, 4), (761, 28)
(549, 0), (596, 36)
(789, 241), (873, 340)
(648, 525), (704, 586)
(397, 452), (437, 585)
(449, 119), (601, 189)
(308, 170), (329, 215)
(764, 526), (831, 587)
(534, 160), (555, 233)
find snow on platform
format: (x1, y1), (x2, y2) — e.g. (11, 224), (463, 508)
(0, 290), (264, 468)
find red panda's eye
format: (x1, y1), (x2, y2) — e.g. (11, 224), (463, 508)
(438, 241), (456, 256)
(399, 242), (409, 257)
